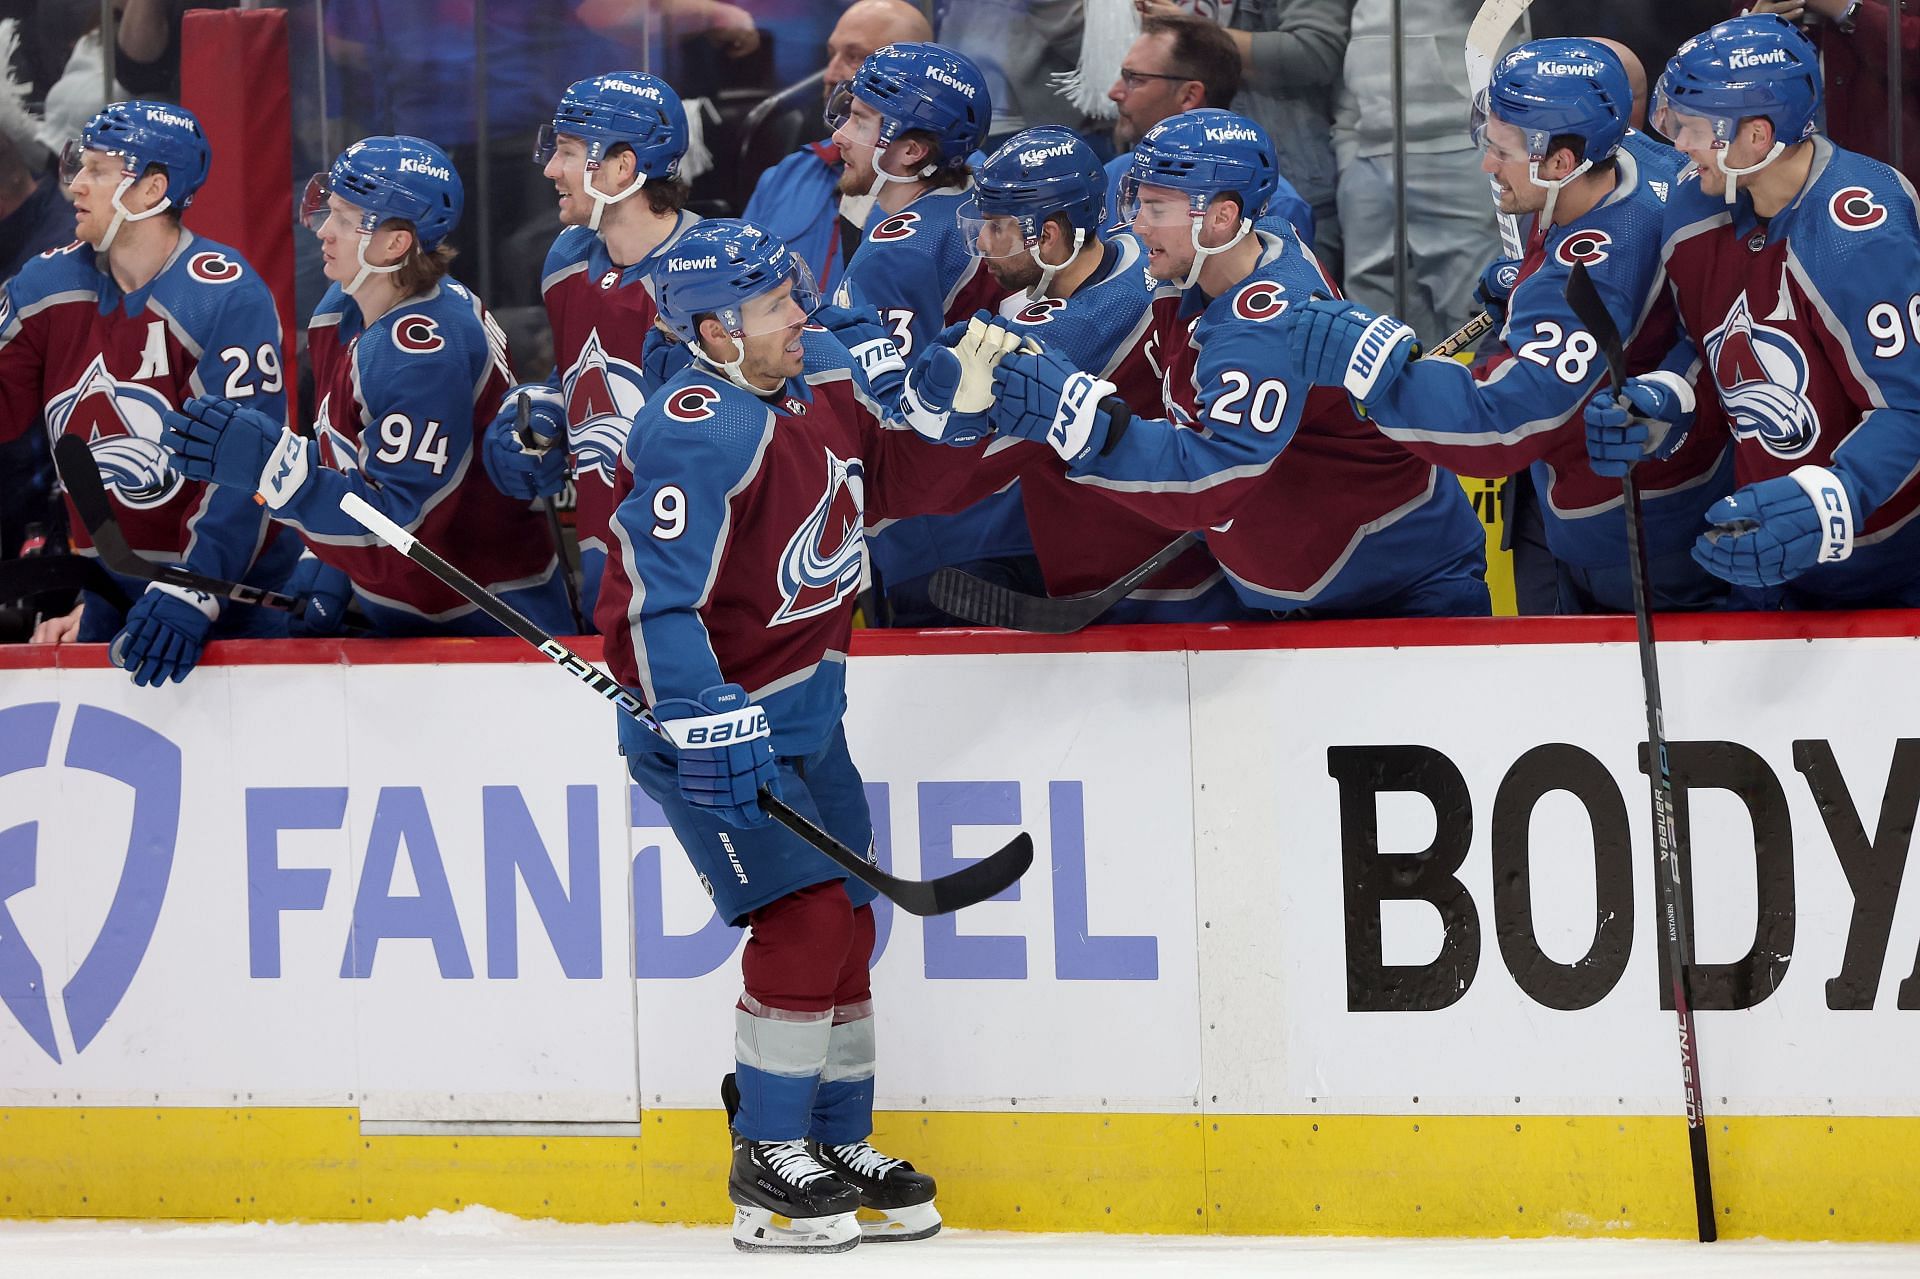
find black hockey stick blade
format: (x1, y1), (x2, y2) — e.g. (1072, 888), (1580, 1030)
(340, 492), (1034, 917)
(929, 530), (1202, 633)
(53, 433), (362, 624)
(1564, 261), (1626, 396)
(0, 554), (133, 611)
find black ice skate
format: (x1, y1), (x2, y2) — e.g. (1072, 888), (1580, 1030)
(807, 1138), (942, 1242)
(722, 1072), (860, 1254)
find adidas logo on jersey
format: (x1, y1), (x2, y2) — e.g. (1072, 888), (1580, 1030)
(1018, 140), (1078, 167)
(668, 255), (720, 271)
(1203, 125), (1260, 144)
(927, 66), (976, 97)
(1536, 60), (1598, 77)
(1730, 47), (1790, 70)
(399, 156), (451, 180)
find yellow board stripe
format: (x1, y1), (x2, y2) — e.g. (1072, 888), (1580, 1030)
(1, 1108), (1913, 1241)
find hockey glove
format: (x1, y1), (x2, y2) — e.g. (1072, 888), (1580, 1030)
(285, 554), (356, 639)
(654, 682), (782, 829)
(481, 385), (570, 501)
(640, 326), (694, 394)
(110, 582), (217, 688)
(1693, 466), (1857, 588)
(900, 343), (991, 445)
(161, 394), (312, 509)
(991, 345), (1121, 467)
(949, 311), (1031, 413)
(1285, 298), (1420, 402)
(1474, 257), (1523, 326)
(1584, 372), (1694, 477)
(812, 303), (904, 383)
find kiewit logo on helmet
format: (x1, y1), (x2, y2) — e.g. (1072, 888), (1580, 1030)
(1203, 125), (1259, 144)
(142, 107), (198, 132)
(1537, 60), (1598, 77)
(669, 255), (720, 272)
(1730, 48), (1791, 70)
(398, 156), (451, 180)
(606, 78), (662, 100)
(1018, 141), (1077, 167)
(927, 66), (976, 98)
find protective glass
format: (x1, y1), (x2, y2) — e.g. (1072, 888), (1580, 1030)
(824, 84), (882, 148)
(955, 198), (1029, 259)
(298, 173), (335, 233)
(719, 256), (823, 339)
(1469, 95), (1536, 166)
(1117, 175), (1200, 228)
(533, 122), (562, 166)
(1650, 89), (1733, 152)
(60, 140), (125, 187)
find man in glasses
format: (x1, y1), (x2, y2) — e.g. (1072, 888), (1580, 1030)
(1585, 14), (1920, 609)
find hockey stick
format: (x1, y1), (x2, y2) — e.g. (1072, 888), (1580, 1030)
(52, 435), (369, 632)
(338, 491), (1034, 917)
(516, 392), (587, 634)
(1429, 309), (1495, 360)
(0, 554), (133, 611)
(928, 530), (1201, 633)
(1466, 0), (1534, 259)
(1565, 261), (1717, 1243)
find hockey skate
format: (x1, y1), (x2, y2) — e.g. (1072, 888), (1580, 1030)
(807, 1138), (941, 1242)
(728, 1135), (862, 1254)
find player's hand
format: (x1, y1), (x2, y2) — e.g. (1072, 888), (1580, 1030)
(812, 304), (903, 382)
(30, 600), (82, 644)
(1584, 372), (1693, 477)
(640, 326), (694, 393)
(655, 683), (781, 829)
(285, 554), (355, 639)
(951, 312), (1031, 413)
(110, 582), (216, 688)
(1694, 468), (1855, 588)
(1474, 257), (1523, 326)
(1285, 298), (1420, 402)
(901, 344), (992, 445)
(481, 385), (570, 501)
(705, 1), (761, 57)
(161, 394), (310, 507)
(1748, 0), (1810, 22)
(991, 344), (1122, 466)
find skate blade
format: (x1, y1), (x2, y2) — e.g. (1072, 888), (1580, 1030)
(731, 1203), (861, 1253)
(857, 1200), (942, 1242)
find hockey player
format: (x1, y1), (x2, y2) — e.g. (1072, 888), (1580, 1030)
(1284, 39), (1733, 613)
(938, 125), (1248, 621)
(605, 220), (973, 1252)
(825, 41), (1035, 625)
(478, 72), (700, 631)
(0, 100), (293, 686)
(1586, 15), (1920, 609)
(160, 136), (570, 637)
(953, 110), (1489, 618)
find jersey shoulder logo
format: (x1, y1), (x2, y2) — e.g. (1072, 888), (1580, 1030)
(1231, 281), (1288, 322)
(1011, 297), (1067, 325)
(1703, 291), (1820, 459)
(868, 212), (920, 243)
(1829, 186), (1888, 233)
(1554, 229), (1613, 267)
(392, 314), (444, 354)
(772, 446), (866, 626)
(663, 384), (722, 422)
(187, 251), (243, 284)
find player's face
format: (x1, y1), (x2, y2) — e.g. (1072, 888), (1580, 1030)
(66, 149), (137, 246)
(1130, 185), (1198, 280)
(1478, 117), (1545, 216)
(1660, 109), (1751, 197)
(832, 99), (884, 194)
(311, 196), (384, 285)
(542, 134), (596, 225)
(734, 282), (810, 386)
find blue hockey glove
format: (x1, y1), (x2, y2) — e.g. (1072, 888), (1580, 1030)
(161, 394), (311, 508)
(285, 554), (355, 639)
(1693, 467), (1856, 588)
(640, 326), (694, 394)
(1285, 298), (1420, 402)
(654, 682), (781, 829)
(110, 582), (217, 688)
(1584, 371), (1695, 477)
(1474, 256), (1523, 326)
(481, 385), (570, 501)
(812, 303), (904, 382)
(991, 344), (1121, 466)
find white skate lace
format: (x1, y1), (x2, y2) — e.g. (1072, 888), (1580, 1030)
(830, 1141), (903, 1179)
(762, 1140), (836, 1187)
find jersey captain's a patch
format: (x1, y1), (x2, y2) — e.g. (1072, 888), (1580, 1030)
(772, 447), (866, 625)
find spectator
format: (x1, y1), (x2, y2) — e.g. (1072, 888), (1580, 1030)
(1332, 0), (1499, 350)
(937, 0), (1092, 150)
(1135, 0), (1347, 271)
(740, 0), (931, 292)
(114, 0), (239, 102)
(1105, 11), (1315, 242)
(1743, 0), (1920, 176)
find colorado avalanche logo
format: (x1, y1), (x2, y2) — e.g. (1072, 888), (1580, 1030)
(310, 393), (364, 473)
(1011, 297), (1066, 325)
(771, 448), (866, 626)
(1703, 292), (1820, 459)
(44, 356), (183, 508)
(563, 329), (648, 482)
(392, 315), (444, 354)
(1231, 282), (1287, 321)
(1829, 187), (1887, 233)
(868, 212), (920, 243)
(1555, 229), (1612, 267)
(187, 251), (242, 284)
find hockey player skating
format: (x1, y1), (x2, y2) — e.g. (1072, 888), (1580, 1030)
(1586, 14), (1920, 609)
(603, 219), (996, 1252)
(160, 136), (571, 637)
(477, 71), (700, 630)
(0, 100), (294, 684)
(944, 110), (1489, 618)
(1284, 39), (1733, 613)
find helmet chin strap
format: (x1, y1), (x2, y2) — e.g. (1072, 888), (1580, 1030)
(693, 332), (783, 396)
(98, 175), (172, 253)
(1025, 228), (1086, 301)
(1180, 214), (1252, 290)
(1525, 155), (1593, 237)
(863, 138), (937, 202)
(344, 231), (404, 296)
(1714, 140), (1786, 205)
(585, 160), (649, 232)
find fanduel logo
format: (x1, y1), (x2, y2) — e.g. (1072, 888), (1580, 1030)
(927, 66), (976, 98)
(669, 255), (719, 272)
(399, 156), (451, 180)
(1019, 141), (1077, 167)
(1731, 48), (1790, 70)
(1204, 125), (1259, 143)
(1538, 61), (1598, 76)
(0, 703), (181, 1064)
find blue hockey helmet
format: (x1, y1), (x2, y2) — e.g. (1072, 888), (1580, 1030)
(302, 135), (464, 250)
(536, 72), (688, 180)
(1653, 15), (1822, 151)
(967, 126), (1108, 240)
(654, 219), (821, 345)
(826, 42), (991, 169)
(63, 99), (212, 208)
(1119, 109), (1279, 225)
(1472, 39), (1631, 169)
